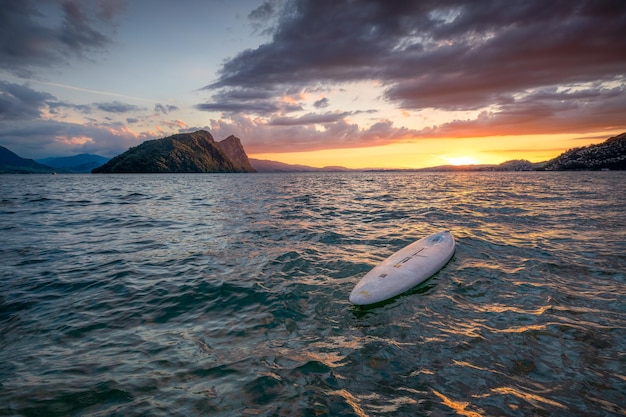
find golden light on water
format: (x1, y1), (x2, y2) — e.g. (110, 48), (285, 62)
(491, 387), (566, 409)
(433, 390), (484, 417)
(330, 390), (368, 417)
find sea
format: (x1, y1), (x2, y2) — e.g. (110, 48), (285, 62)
(0, 172), (624, 417)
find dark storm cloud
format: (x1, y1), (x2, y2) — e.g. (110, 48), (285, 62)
(203, 0), (626, 131)
(0, 0), (124, 77)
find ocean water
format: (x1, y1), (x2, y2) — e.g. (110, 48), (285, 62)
(0, 172), (624, 417)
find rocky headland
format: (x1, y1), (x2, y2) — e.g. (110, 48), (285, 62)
(92, 130), (256, 173)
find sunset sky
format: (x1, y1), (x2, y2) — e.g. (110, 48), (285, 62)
(1, 0), (625, 168)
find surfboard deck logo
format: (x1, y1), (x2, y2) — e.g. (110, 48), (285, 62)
(349, 231), (455, 305)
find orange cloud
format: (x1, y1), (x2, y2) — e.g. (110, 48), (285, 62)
(163, 119), (188, 129)
(55, 135), (95, 146)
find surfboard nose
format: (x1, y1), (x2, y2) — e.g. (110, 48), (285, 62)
(429, 230), (452, 244)
(349, 288), (372, 305)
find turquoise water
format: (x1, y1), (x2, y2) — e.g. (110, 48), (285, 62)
(1, 172), (624, 416)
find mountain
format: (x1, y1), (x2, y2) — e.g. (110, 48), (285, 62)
(494, 159), (535, 171)
(414, 160), (534, 172)
(215, 135), (256, 172)
(0, 145), (53, 173)
(249, 158), (351, 172)
(414, 133), (626, 171)
(92, 130), (256, 173)
(542, 132), (626, 170)
(37, 154), (110, 173)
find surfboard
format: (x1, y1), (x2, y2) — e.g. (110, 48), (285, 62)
(349, 231), (455, 305)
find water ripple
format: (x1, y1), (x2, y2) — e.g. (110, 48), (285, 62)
(0, 172), (624, 416)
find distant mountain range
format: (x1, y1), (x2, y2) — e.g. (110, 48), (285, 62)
(1, 131), (624, 174)
(0, 145), (53, 173)
(249, 158), (352, 172)
(37, 154), (110, 173)
(92, 130), (256, 173)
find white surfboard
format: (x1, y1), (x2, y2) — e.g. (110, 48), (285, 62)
(349, 231), (455, 305)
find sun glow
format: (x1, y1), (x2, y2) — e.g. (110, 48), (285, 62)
(248, 132), (617, 170)
(442, 156), (481, 166)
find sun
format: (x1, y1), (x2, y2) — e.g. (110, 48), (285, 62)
(443, 156), (481, 166)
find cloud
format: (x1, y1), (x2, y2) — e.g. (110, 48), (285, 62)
(0, 80), (195, 159)
(0, 0), (125, 77)
(154, 103), (179, 114)
(207, 113), (417, 154)
(248, 0), (277, 21)
(269, 111), (351, 126)
(202, 0), (626, 136)
(197, 100), (283, 115)
(0, 81), (55, 120)
(95, 101), (141, 113)
(0, 82), (179, 158)
(0, 119), (146, 158)
(313, 97), (329, 108)
(420, 84), (626, 138)
(196, 88), (303, 116)
(162, 119), (188, 129)
(0, 82), (144, 121)
(47, 100), (92, 115)
(59, 1), (109, 50)
(248, 0), (280, 33)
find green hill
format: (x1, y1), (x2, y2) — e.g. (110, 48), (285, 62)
(542, 132), (626, 170)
